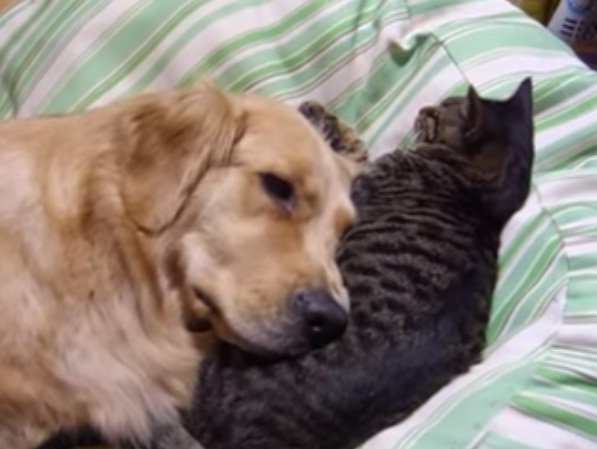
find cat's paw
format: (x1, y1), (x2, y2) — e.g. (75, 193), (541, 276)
(299, 101), (367, 165)
(299, 100), (327, 124)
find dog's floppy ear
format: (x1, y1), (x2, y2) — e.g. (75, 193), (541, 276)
(121, 83), (245, 234)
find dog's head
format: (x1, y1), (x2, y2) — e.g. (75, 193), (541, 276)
(119, 84), (356, 357)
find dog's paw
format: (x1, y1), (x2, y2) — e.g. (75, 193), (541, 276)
(299, 101), (367, 165)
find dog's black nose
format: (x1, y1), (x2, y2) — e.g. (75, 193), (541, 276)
(294, 288), (348, 347)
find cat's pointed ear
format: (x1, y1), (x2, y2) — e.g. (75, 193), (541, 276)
(478, 78), (534, 224)
(509, 77), (533, 111)
(464, 85), (484, 142)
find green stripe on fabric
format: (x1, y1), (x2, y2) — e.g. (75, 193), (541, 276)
(40, 1), (159, 112)
(548, 141), (597, 173)
(536, 108), (597, 152)
(566, 276), (597, 316)
(250, 9), (407, 102)
(2, 1), (81, 85)
(489, 269), (562, 347)
(0, 0), (31, 27)
(543, 362), (597, 387)
(540, 203), (597, 231)
(488, 228), (565, 344)
(365, 37), (450, 146)
(568, 151), (597, 171)
(538, 124), (597, 173)
(211, 1), (383, 92)
(534, 77), (597, 120)
(549, 350), (597, 373)
(532, 371), (597, 409)
(396, 355), (542, 449)
(500, 280), (563, 343)
(66, 1), (204, 111)
(331, 50), (402, 133)
(537, 97), (597, 134)
(177, 1), (333, 88)
(129, 0), (271, 92)
(567, 253), (597, 273)
(527, 392), (597, 421)
(252, 9), (408, 101)
(481, 432), (540, 449)
(366, 40), (446, 134)
(498, 213), (548, 272)
(407, 0), (485, 16)
(533, 71), (596, 116)
(437, 21), (569, 63)
(549, 354), (597, 375)
(0, 0), (55, 114)
(0, 0), (55, 71)
(537, 365), (597, 390)
(512, 394), (597, 440)
(438, 14), (539, 42)
(12, 1), (107, 105)
(564, 315), (597, 325)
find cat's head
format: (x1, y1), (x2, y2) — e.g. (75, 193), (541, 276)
(414, 78), (534, 225)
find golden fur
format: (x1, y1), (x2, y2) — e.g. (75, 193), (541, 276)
(0, 83), (356, 448)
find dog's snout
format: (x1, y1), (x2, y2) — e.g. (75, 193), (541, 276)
(294, 288), (348, 348)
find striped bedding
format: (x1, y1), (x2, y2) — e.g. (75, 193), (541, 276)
(1, 1), (596, 448)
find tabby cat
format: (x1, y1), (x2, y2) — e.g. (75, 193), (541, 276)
(40, 79), (534, 449)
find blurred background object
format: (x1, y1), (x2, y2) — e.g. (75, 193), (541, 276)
(548, 0), (597, 68)
(508, 0), (597, 69)
(549, 0), (595, 43)
(508, 0), (560, 24)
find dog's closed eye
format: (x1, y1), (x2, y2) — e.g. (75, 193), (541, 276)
(260, 173), (296, 212)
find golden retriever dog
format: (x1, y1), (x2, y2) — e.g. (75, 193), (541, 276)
(0, 83), (357, 449)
